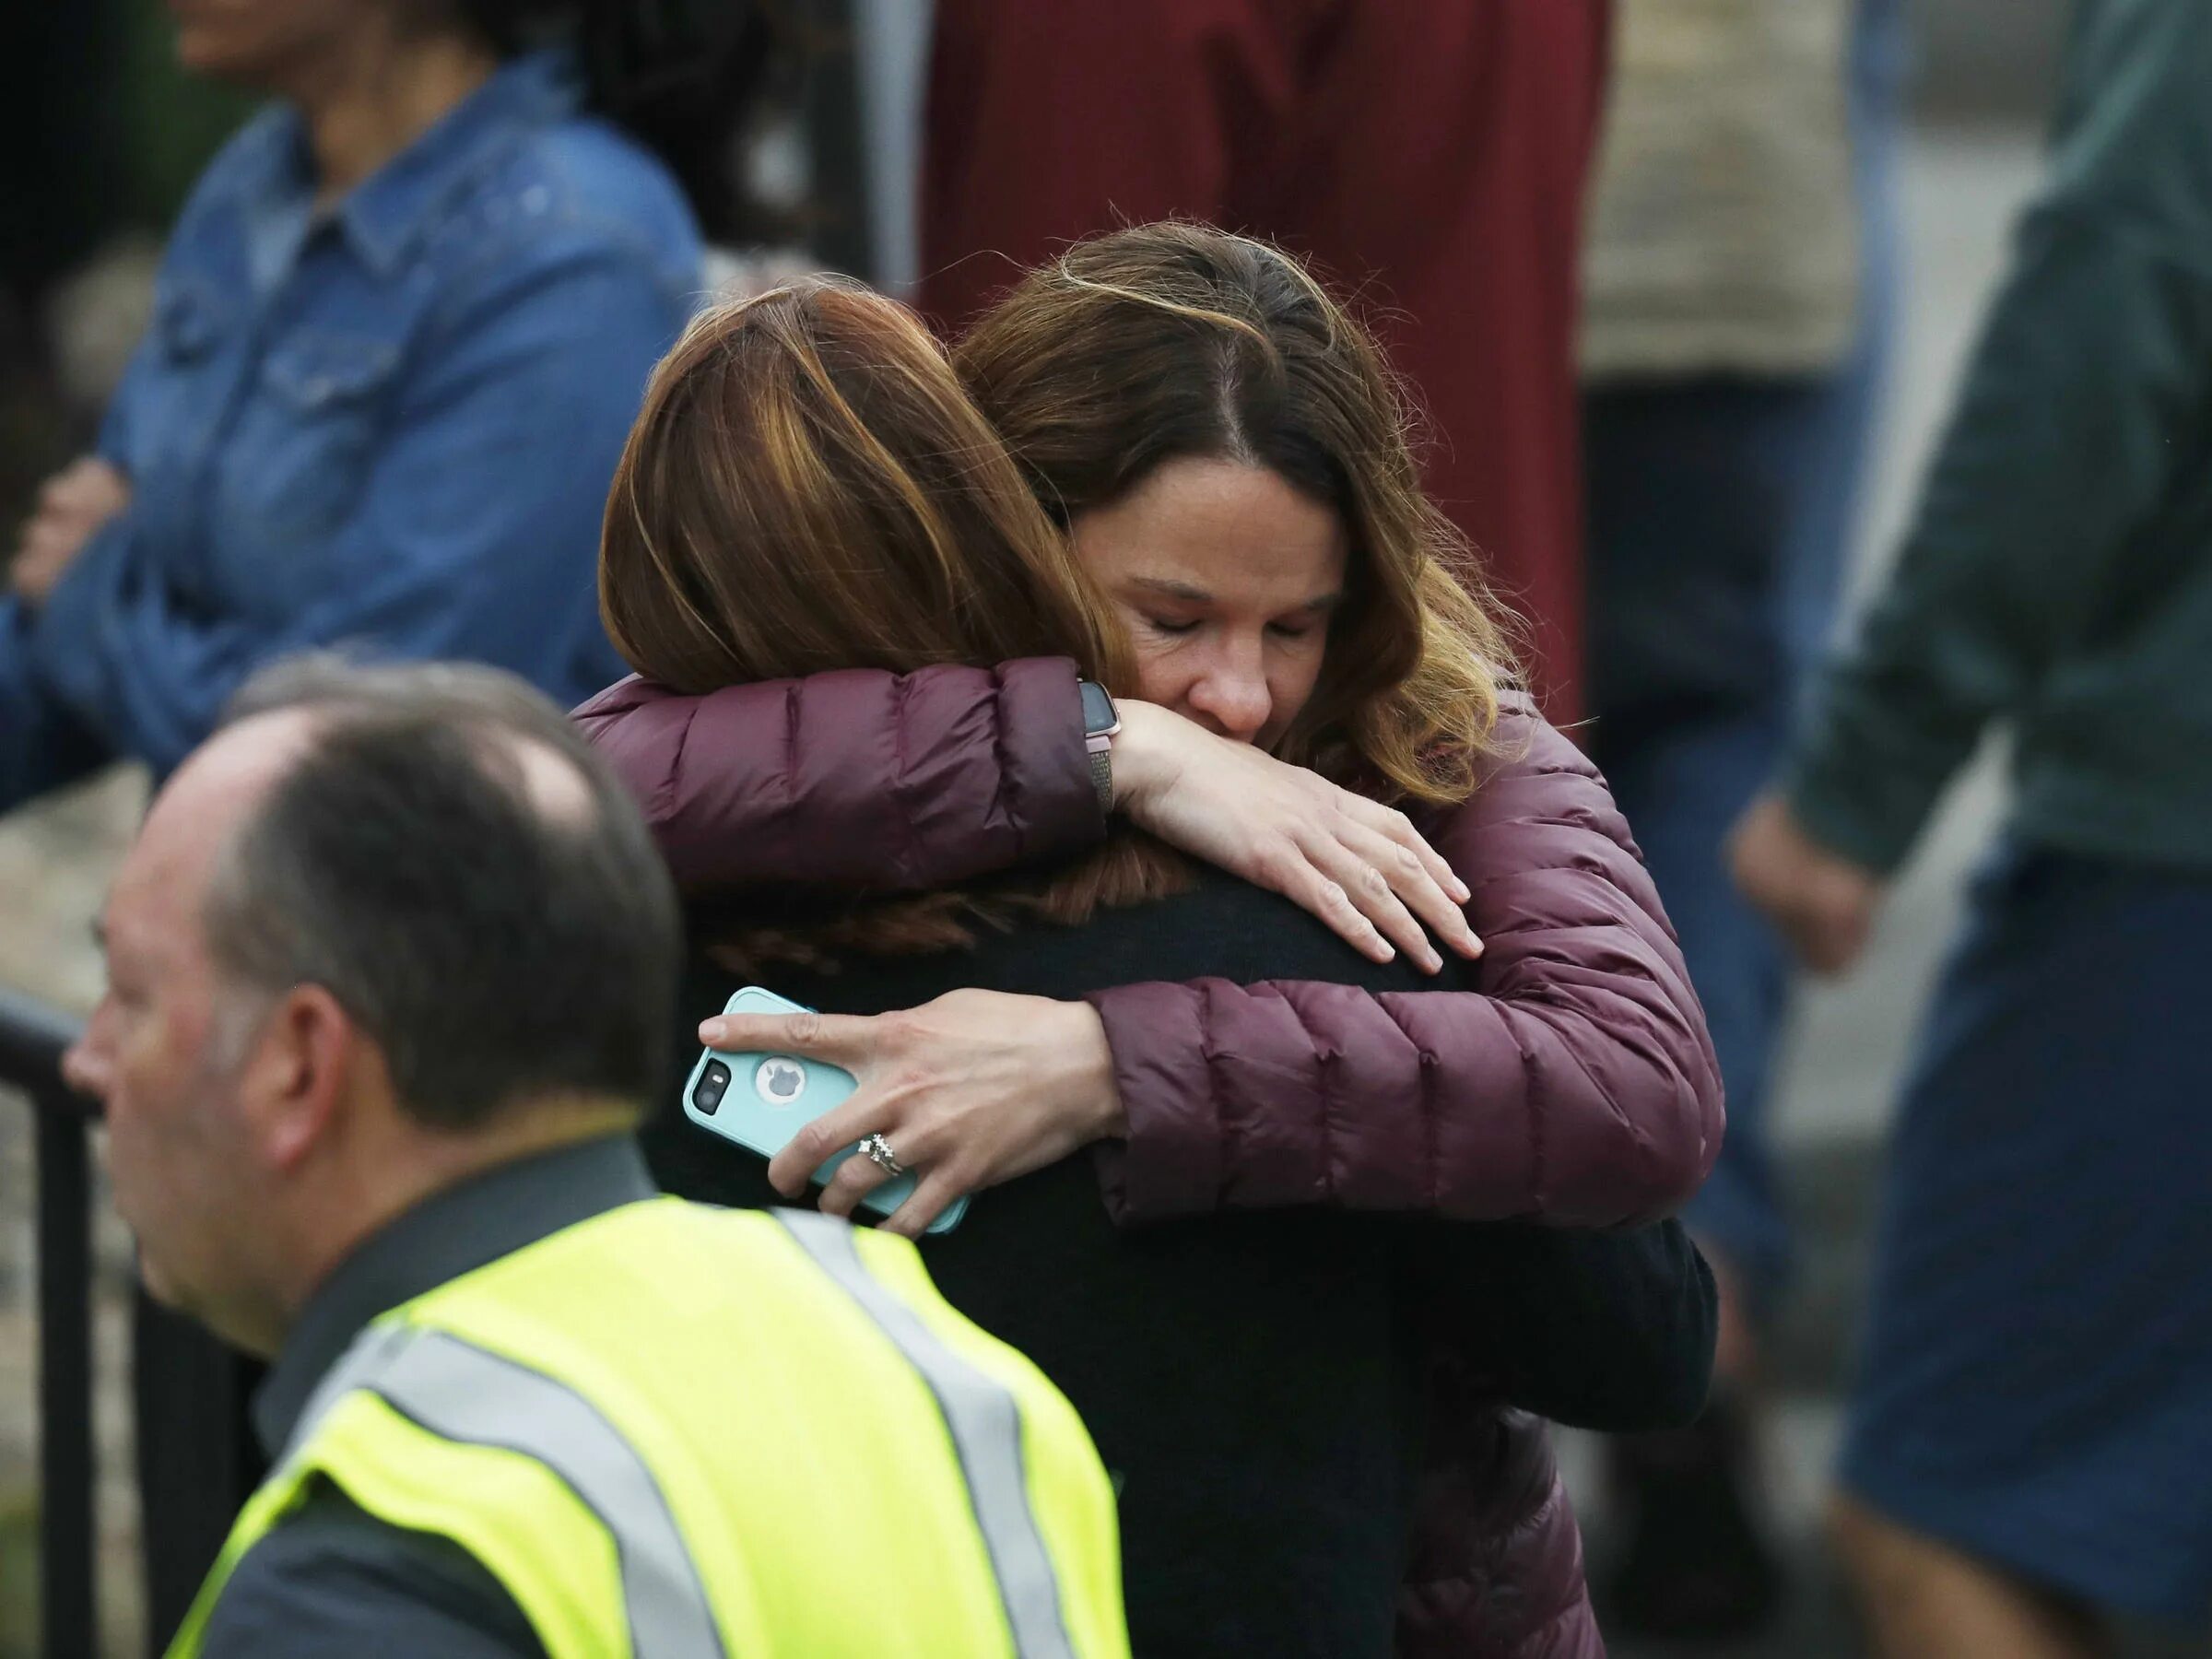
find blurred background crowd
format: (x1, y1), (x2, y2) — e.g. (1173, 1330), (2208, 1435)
(3, 0), (2206, 1654)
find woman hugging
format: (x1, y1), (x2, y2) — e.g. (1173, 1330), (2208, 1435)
(576, 224), (1724, 1659)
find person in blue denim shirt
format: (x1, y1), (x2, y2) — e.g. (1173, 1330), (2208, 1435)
(0, 4), (704, 1644)
(0, 0), (701, 814)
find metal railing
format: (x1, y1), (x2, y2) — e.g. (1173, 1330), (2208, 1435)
(1, 987), (95, 1659)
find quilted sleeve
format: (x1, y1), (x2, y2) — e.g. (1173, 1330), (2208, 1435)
(1087, 698), (1724, 1226)
(573, 658), (1104, 897)
(1395, 1410), (1598, 1659)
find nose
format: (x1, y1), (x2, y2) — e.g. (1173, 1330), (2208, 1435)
(1183, 642), (1273, 746)
(60, 1025), (112, 1104)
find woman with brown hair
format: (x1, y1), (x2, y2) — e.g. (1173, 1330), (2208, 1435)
(583, 226), (1717, 1244)
(577, 235), (1718, 1657)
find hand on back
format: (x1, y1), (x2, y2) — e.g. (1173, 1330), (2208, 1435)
(709, 991), (1124, 1239)
(705, 705), (1492, 1239)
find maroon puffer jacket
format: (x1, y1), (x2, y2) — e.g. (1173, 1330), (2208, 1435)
(577, 660), (1725, 1657)
(578, 662), (1722, 1226)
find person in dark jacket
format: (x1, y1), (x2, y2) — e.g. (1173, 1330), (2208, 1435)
(578, 231), (1726, 1656)
(1731, 2), (2212, 1652)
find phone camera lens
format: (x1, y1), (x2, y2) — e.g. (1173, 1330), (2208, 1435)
(692, 1059), (731, 1115)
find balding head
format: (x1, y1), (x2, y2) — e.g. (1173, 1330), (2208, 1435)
(199, 656), (681, 1129)
(66, 658), (681, 1355)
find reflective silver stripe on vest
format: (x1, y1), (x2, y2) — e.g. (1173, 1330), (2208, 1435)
(287, 1323), (727, 1659)
(772, 1209), (1078, 1659)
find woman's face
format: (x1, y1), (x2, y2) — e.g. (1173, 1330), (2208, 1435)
(1071, 458), (1347, 748)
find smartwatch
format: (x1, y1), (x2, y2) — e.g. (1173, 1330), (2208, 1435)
(1077, 678), (1121, 813)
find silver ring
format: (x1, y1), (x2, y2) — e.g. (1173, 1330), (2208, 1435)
(859, 1133), (906, 1179)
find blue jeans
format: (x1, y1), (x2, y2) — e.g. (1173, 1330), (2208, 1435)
(1784, 0), (1907, 691)
(1584, 378), (1832, 1315)
(1582, 0), (1905, 1317)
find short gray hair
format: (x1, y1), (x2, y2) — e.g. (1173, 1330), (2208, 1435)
(202, 655), (680, 1130)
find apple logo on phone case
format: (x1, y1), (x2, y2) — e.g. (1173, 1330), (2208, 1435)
(754, 1057), (806, 1105)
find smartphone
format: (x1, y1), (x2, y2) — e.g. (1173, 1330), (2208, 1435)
(681, 986), (969, 1235)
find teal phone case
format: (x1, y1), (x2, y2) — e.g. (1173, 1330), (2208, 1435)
(681, 986), (969, 1235)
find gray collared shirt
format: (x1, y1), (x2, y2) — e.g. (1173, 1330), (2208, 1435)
(201, 1136), (655, 1659)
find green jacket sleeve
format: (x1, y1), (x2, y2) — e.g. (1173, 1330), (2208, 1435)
(1784, 0), (2212, 872)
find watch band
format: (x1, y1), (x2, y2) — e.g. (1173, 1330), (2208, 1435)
(1077, 678), (1120, 815)
(1088, 745), (1113, 814)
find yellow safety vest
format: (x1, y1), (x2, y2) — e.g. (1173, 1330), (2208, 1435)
(167, 1197), (1130, 1659)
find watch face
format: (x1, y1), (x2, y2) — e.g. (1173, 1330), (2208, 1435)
(1078, 678), (1119, 735)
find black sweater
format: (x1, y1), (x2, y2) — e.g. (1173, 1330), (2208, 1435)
(645, 868), (1714, 1658)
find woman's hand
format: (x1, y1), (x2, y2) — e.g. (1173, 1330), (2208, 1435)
(710, 990), (1126, 1238)
(1109, 700), (1481, 973)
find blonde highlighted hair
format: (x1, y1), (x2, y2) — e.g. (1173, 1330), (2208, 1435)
(597, 234), (1523, 971)
(956, 222), (1520, 803)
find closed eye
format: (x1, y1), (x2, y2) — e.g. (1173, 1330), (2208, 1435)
(1145, 616), (1202, 637)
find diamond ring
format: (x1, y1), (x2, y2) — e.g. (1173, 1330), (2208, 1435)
(859, 1133), (906, 1179)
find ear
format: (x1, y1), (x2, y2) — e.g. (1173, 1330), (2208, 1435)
(236, 984), (357, 1173)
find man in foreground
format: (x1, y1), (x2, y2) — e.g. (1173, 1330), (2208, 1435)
(64, 655), (1129, 1658)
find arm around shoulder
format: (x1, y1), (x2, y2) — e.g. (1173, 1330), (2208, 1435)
(573, 657), (1106, 897)
(1087, 700), (1724, 1227)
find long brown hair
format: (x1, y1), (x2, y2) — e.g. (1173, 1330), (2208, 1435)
(956, 222), (1519, 804)
(598, 278), (1182, 968)
(602, 277), (1124, 692)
